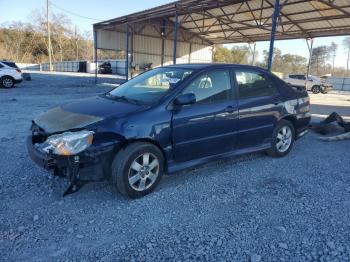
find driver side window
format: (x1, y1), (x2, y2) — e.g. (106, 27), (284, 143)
(182, 70), (232, 104)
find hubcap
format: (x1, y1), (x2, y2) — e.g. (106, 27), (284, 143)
(276, 126), (292, 153)
(3, 78), (13, 88)
(128, 153), (159, 191)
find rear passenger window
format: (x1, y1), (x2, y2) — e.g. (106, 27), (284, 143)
(3, 62), (18, 68)
(235, 70), (276, 98)
(183, 70), (232, 104)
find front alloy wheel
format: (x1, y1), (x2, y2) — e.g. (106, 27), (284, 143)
(311, 85), (320, 94)
(128, 153), (159, 191)
(111, 142), (164, 198)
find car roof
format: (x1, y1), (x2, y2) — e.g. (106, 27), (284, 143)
(0, 61), (18, 68)
(165, 63), (269, 72)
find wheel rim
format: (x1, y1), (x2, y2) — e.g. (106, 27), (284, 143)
(312, 86), (319, 93)
(276, 126), (292, 153)
(3, 78), (13, 88)
(128, 153), (159, 191)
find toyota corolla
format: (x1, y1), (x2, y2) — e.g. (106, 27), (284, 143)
(27, 64), (310, 198)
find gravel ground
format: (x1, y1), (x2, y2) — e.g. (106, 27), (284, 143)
(1, 72), (350, 261)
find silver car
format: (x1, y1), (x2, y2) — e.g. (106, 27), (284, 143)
(284, 74), (332, 94)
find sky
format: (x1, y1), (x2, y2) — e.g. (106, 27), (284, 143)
(0, 0), (349, 68)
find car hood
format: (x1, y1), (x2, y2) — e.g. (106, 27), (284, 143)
(34, 96), (146, 133)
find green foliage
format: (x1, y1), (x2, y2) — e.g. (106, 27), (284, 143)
(213, 45), (253, 64)
(310, 45), (331, 75)
(0, 9), (94, 63)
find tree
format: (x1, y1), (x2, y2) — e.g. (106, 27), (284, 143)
(343, 37), (350, 77)
(281, 54), (307, 73)
(213, 45), (234, 63)
(329, 41), (338, 74)
(230, 46), (250, 64)
(310, 45), (331, 75)
(0, 9), (94, 64)
(213, 45), (254, 64)
(262, 47), (283, 71)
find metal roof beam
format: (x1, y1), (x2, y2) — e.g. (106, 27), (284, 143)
(199, 9), (253, 42)
(317, 0), (350, 17)
(265, 0), (311, 38)
(181, 3), (350, 30)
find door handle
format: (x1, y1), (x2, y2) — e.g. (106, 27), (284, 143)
(225, 106), (235, 113)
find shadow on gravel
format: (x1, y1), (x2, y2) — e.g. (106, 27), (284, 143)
(159, 152), (267, 190)
(257, 177), (306, 199)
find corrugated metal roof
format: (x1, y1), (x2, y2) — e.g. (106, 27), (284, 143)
(94, 0), (350, 44)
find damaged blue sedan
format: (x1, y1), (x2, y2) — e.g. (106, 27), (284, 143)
(27, 64), (310, 198)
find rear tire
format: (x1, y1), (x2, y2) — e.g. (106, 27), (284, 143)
(1, 76), (14, 88)
(311, 85), (320, 94)
(321, 90), (328, 94)
(266, 120), (295, 158)
(111, 142), (164, 198)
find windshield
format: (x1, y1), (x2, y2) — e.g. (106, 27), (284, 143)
(108, 67), (193, 104)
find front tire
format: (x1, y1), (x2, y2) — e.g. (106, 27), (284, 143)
(111, 142), (164, 198)
(1, 76), (14, 88)
(266, 120), (295, 158)
(311, 85), (320, 94)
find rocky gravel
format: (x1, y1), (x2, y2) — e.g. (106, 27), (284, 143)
(1, 72), (350, 261)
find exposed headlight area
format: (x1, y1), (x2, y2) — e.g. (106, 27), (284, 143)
(39, 130), (94, 156)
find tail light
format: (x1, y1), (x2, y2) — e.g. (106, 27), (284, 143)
(16, 68), (22, 73)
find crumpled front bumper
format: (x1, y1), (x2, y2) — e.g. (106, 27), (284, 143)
(26, 135), (118, 181)
(321, 85), (332, 92)
(27, 136), (56, 170)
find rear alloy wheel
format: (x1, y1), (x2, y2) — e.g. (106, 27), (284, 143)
(111, 142), (164, 198)
(267, 120), (295, 157)
(311, 85), (320, 94)
(1, 76), (14, 88)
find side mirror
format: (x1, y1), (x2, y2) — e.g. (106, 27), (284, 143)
(174, 93), (196, 106)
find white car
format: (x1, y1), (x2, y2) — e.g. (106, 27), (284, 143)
(0, 61), (23, 88)
(284, 74), (332, 94)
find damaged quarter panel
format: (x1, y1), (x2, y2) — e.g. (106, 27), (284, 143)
(274, 76), (311, 132)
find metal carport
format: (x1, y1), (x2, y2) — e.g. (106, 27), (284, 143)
(93, 0), (350, 81)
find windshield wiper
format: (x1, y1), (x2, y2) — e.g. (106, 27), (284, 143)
(103, 93), (142, 105)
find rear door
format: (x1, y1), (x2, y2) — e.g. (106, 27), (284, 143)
(172, 69), (239, 162)
(234, 69), (283, 149)
(294, 75), (306, 87)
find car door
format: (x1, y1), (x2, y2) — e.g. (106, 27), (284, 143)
(234, 69), (283, 149)
(295, 75), (306, 87)
(172, 69), (239, 162)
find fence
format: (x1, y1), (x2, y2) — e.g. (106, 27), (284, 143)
(18, 60), (126, 75)
(327, 77), (350, 91)
(17, 63), (41, 71)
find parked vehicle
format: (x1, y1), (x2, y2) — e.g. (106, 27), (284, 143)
(284, 74), (332, 94)
(27, 64), (310, 198)
(0, 61), (23, 88)
(98, 62), (112, 74)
